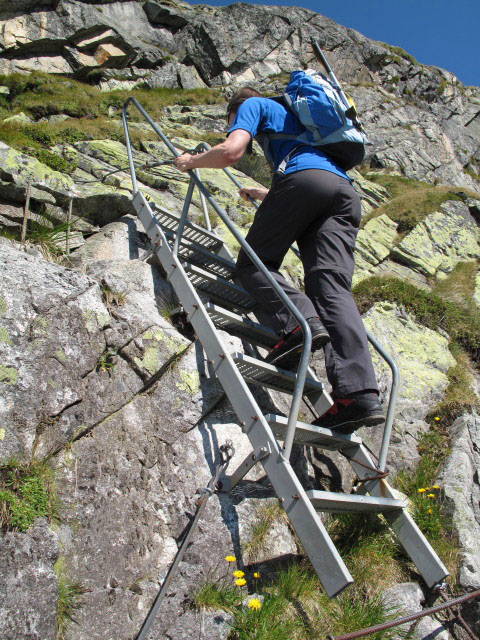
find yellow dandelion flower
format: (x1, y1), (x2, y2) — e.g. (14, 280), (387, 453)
(248, 598), (262, 610)
(417, 488), (426, 493)
(225, 555), (236, 562)
(235, 578), (247, 586)
(253, 572), (260, 579)
(427, 508), (433, 514)
(434, 416), (440, 421)
(432, 485), (440, 489)
(427, 493), (435, 498)
(233, 570), (245, 578)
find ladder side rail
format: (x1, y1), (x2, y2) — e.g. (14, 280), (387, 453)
(135, 191), (353, 597)
(194, 168), (212, 231)
(189, 169), (311, 460)
(172, 176), (195, 257)
(366, 331), (400, 472)
(345, 444), (449, 588)
(123, 98), (314, 461)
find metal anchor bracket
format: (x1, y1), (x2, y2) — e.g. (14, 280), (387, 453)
(217, 443), (271, 492)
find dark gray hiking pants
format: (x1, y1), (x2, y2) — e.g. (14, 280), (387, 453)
(235, 168), (378, 397)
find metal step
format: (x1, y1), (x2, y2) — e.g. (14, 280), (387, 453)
(232, 353), (325, 397)
(163, 232), (236, 280)
(205, 303), (278, 349)
(265, 414), (362, 451)
(307, 490), (405, 514)
(150, 201), (224, 252)
(183, 262), (256, 311)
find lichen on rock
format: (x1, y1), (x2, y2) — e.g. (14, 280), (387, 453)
(363, 302), (455, 401)
(391, 202), (480, 277)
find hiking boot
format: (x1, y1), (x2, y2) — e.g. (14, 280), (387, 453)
(312, 391), (384, 435)
(265, 317), (330, 370)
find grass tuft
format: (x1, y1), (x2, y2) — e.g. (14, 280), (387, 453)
(242, 501), (287, 562)
(193, 555), (401, 639)
(193, 580), (239, 612)
(101, 284), (126, 312)
(55, 556), (88, 640)
(0, 459), (58, 532)
(359, 173), (479, 236)
(353, 275), (480, 363)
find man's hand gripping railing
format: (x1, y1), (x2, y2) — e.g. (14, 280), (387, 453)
(122, 96), (312, 460)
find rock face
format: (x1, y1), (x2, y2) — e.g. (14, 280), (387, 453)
(391, 202), (480, 277)
(1, 2), (480, 640)
(0, 0), (479, 188)
(0, 519), (59, 640)
(437, 413), (480, 631)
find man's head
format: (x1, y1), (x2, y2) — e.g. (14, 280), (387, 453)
(226, 87), (261, 125)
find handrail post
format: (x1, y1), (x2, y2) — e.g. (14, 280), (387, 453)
(121, 103), (138, 194)
(366, 331), (400, 472)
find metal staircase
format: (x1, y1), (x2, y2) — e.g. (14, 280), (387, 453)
(122, 98), (449, 598)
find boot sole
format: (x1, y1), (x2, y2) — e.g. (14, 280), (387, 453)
(266, 332), (330, 371)
(327, 412), (385, 435)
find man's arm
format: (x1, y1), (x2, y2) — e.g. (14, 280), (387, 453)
(175, 129), (251, 171)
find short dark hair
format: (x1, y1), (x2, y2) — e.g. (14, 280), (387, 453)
(226, 87), (262, 118)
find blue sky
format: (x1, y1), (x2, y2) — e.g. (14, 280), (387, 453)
(188, 0), (479, 87)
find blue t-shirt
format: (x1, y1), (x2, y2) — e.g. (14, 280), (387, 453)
(228, 97), (349, 180)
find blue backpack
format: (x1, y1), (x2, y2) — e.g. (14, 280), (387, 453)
(259, 69), (367, 173)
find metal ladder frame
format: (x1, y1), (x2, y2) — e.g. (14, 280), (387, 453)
(121, 97), (449, 597)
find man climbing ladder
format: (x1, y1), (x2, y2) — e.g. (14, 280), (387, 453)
(175, 51), (384, 435)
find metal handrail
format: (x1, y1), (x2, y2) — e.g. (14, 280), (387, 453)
(367, 332), (400, 473)
(121, 96), (311, 460)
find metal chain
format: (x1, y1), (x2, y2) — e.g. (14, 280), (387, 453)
(438, 586), (480, 640)
(326, 588), (480, 640)
(341, 445), (390, 483)
(135, 441), (235, 640)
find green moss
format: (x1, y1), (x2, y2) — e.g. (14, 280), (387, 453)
(354, 276), (480, 363)
(0, 460), (57, 532)
(0, 71), (223, 157)
(432, 261), (479, 302)
(428, 346), (478, 425)
(464, 167), (480, 184)
(0, 365), (17, 385)
(29, 148), (77, 173)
